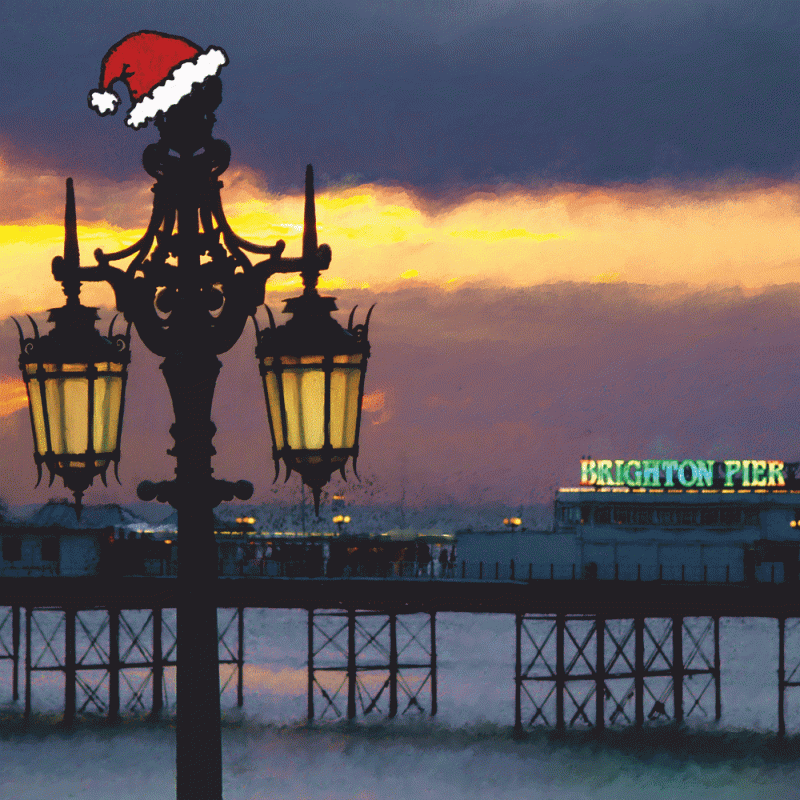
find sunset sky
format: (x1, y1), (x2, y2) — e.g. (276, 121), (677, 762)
(2, 0), (800, 517)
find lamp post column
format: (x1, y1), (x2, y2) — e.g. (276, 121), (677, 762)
(162, 346), (223, 800)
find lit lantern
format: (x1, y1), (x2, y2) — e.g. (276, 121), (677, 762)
(16, 302), (131, 516)
(255, 289), (372, 515)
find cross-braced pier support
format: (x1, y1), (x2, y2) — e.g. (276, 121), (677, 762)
(776, 617), (800, 737)
(0, 605), (21, 702)
(515, 614), (721, 731)
(307, 608), (437, 721)
(20, 606), (244, 723)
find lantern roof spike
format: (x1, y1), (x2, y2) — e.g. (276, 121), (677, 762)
(64, 178), (80, 269)
(302, 164), (317, 261)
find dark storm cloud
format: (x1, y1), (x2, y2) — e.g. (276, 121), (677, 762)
(3, 0), (800, 193)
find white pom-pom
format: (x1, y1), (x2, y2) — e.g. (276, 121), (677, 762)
(88, 89), (120, 116)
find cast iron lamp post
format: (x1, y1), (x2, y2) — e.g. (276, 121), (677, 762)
(15, 33), (372, 800)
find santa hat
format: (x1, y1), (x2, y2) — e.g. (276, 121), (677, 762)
(88, 31), (228, 129)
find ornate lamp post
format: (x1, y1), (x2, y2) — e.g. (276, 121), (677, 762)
(16, 31), (373, 800)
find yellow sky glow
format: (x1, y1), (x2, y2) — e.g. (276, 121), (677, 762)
(3, 154), (800, 318)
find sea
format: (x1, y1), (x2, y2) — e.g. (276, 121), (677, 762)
(1, 609), (800, 799)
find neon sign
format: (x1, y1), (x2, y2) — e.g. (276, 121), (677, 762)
(580, 459), (789, 488)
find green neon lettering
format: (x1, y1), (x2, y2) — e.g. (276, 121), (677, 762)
(662, 460), (679, 487)
(751, 460), (767, 487)
(742, 460), (751, 487)
(641, 460), (661, 487)
(580, 459), (597, 485)
(625, 460), (642, 487)
(724, 460), (741, 487)
(768, 461), (785, 487)
(614, 460), (625, 485)
(695, 460), (714, 487)
(677, 459), (697, 487)
(596, 460), (613, 485)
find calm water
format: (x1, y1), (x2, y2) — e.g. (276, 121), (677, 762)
(2, 610), (800, 799)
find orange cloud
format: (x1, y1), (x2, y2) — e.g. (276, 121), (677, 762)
(0, 377), (28, 418)
(5, 149), (800, 320)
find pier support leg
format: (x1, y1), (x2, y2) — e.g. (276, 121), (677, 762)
(714, 616), (721, 722)
(12, 605), (19, 702)
(515, 613), (522, 734)
(635, 617), (644, 728)
(64, 608), (76, 726)
(24, 607), (31, 721)
(152, 608), (163, 719)
(673, 616), (683, 724)
(307, 610), (315, 721)
(556, 613), (565, 730)
(779, 616), (786, 738)
(237, 607), (244, 708)
(108, 608), (120, 722)
(389, 613), (398, 718)
(430, 611), (437, 717)
(347, 609), (356, 720)
(595, 617), (605, 731)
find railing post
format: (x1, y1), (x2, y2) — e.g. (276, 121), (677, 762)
(550, 563), (554, 580)
(461, 560), (466, 579)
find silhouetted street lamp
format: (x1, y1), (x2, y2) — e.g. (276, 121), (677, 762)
(15, 31), (372, 800)
(333, 513), (351, 535)
(504, 516), (522, 531)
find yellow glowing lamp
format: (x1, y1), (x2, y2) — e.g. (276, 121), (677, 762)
(16, 303), (130, 516)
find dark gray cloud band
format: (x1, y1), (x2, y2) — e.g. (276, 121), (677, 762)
(3, 0), (800, 194)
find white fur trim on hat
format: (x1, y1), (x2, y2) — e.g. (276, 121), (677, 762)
(89, 89), (121, 115)
(126, 47), (228, 129)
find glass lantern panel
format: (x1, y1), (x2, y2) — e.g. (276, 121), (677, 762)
(300, 368), (326, 450)
(281, 365), (326, 450)
(264, 371), (284, 449)
(92, 374), (123, 454)
(27, 378), (48, 455)
(329, 355), (363, 449)
(281, 367), (301, 449)
(62, 363), (88, 372)
(45, 375), (88, 455)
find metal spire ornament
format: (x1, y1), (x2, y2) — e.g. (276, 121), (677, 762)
(255, 166), (374, 515)
(15, 179), (131, 518)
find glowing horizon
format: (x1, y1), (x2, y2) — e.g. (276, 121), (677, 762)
(3, 151), (800, 320)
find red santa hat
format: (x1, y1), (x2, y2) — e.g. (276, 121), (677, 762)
(88, 31), (228, 129)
